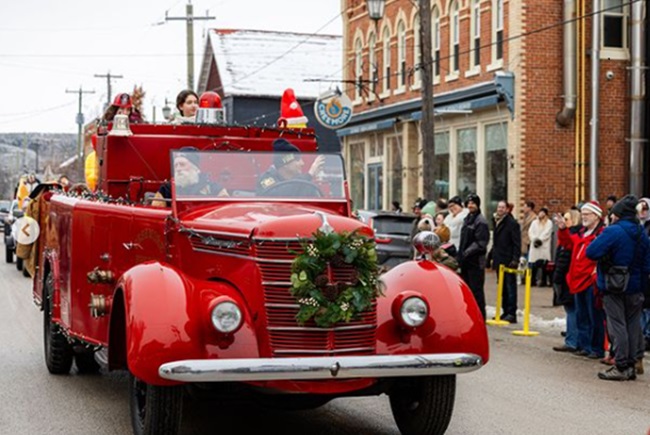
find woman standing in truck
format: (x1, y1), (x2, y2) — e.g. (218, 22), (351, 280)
(169, 90), (199, 124)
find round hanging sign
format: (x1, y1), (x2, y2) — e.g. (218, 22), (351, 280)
(313, 91), (353, 129)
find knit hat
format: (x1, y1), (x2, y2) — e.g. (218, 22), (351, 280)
(278, 88), (308, 127)
(581, 200), (603, 218)
(112, 93), (132, 109)
(272, 138), (300, 168)
(611, 194), (639, 219)
(448, 196), (463, 207)
(177, 146), (200, 167)
(465, 193), (481, 208)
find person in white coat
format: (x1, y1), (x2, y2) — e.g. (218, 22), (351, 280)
(528, 207), (554, 286)
(443, 195), (469, 250)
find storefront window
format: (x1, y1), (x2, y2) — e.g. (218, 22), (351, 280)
(433, 131), (449, 200)
(457, 127), (477, 199)
(485, 122), (508, 224)
(387, 136), (403, 207)
(349, 142), (365, 210)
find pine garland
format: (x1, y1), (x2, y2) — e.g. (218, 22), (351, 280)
(290, 229), (383, 327)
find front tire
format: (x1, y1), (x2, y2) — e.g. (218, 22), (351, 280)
(389, 375), (456, 435)
(129, 373), (183, 435)
(43, 274), (73, 374)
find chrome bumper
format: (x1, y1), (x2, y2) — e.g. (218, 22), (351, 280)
(159, 353), (482, 383)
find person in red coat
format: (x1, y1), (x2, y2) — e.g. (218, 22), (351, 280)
(555, 201), (606, 359)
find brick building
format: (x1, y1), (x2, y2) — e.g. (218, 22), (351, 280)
(339, 0), (645, 218)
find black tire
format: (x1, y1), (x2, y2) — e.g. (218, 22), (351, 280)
(129, 372), (183, 435)
(43, 274), (73, 375)
(389, 375), (456, 435)
(74, 352), (101, 374)
(5, 245), (12, 263)
(16, 257), (23, 271)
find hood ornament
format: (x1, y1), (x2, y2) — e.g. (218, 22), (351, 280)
(314, 211), (334, 234)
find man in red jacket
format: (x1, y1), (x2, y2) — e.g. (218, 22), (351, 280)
(555, 201), (606, 359)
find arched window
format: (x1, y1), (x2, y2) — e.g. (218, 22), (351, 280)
(471, 0), (481, 69)
(413, 14), (421, 86)
(368, 32), (378, 96)
(382, 26), (391, 92)
(354, 37), (363, 100)
(397, 20), (407, 89)
(433, 7), (441, 78)
(450, 0), (460, 73)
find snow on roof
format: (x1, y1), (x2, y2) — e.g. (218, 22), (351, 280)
(208, 29), (342, 99)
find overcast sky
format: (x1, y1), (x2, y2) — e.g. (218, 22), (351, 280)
(0, 0), (342, 134)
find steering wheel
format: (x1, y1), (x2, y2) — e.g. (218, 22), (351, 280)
(260, 179), (323, 198)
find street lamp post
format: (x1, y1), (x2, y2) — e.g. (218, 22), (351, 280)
(162, 98), (172, 121)
(366, 0), (436, 201)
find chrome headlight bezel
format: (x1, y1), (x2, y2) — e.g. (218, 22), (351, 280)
(399, 296), (429, 327)
(210, 301), (243, 334)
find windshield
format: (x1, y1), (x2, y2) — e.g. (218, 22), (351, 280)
(171, 150), (346, 201)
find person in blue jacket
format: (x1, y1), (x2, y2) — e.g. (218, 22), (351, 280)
(586, 194), (650, 381)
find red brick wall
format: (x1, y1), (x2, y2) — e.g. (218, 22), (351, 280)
(522, 0), (628, 212)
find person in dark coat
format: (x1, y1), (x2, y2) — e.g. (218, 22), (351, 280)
(458, 194), (490, 319)
(552, 209), (581, 352)
(488, 200), (521, 323)
(587, 195), (650, 381)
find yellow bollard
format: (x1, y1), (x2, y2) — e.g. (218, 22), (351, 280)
(486, 264), (510, 326)
(513, 268), (540, 336)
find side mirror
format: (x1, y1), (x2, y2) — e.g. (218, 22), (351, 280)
(13, 210), (24, 219)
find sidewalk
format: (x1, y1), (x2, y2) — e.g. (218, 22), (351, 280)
(484, 270), (566, 329)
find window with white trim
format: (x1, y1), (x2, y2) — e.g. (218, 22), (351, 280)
(471, 0), (481, 69)
(413, 15), (421, 86)
(433, 7), (441, 78)
(354, 38), (363, 101)
(397, 20), (407, 89)
(368, 32), (378, 96)
(494, 0), (504, 61)
(602, 0), (628, 50)
(382, 26), (392, 93)
(450, 1), (460, 73)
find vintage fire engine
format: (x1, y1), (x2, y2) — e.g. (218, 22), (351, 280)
(32, 95), (489, 435)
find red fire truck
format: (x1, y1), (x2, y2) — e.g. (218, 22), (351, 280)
(32, 102), (488, 435)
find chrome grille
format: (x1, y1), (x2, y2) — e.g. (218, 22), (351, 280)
(254, 239), (377, 357)
(188, 233), (250, 256)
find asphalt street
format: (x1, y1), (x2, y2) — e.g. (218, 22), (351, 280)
(0, 260), (648, 435)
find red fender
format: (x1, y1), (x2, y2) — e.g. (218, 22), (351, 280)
(375, 260), (489, 364)
(116, 261), (260, 385)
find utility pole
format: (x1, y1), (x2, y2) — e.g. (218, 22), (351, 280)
(65, 87), (95, 162)
(94, 71), (123, 108)
(419, 0), (436, 201)
(165, 1), (215, 89)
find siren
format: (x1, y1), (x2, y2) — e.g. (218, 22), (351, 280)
(108, 114), (133, 136)
(196, 91), (225, 125)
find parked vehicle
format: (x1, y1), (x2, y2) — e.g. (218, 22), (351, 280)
(4, 199), (23, 265)
(357, 210), (416, 268)
(31, 110), (489, 435)
(0, 200), (10, 223)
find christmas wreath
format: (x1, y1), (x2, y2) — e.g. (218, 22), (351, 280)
(290, 229), (383, 327)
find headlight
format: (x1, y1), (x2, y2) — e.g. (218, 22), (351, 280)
(210, 301), (242, 334)
(400, 297), (428, 327)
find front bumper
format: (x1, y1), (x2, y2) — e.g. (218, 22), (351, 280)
(159, 353), (482, 383)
